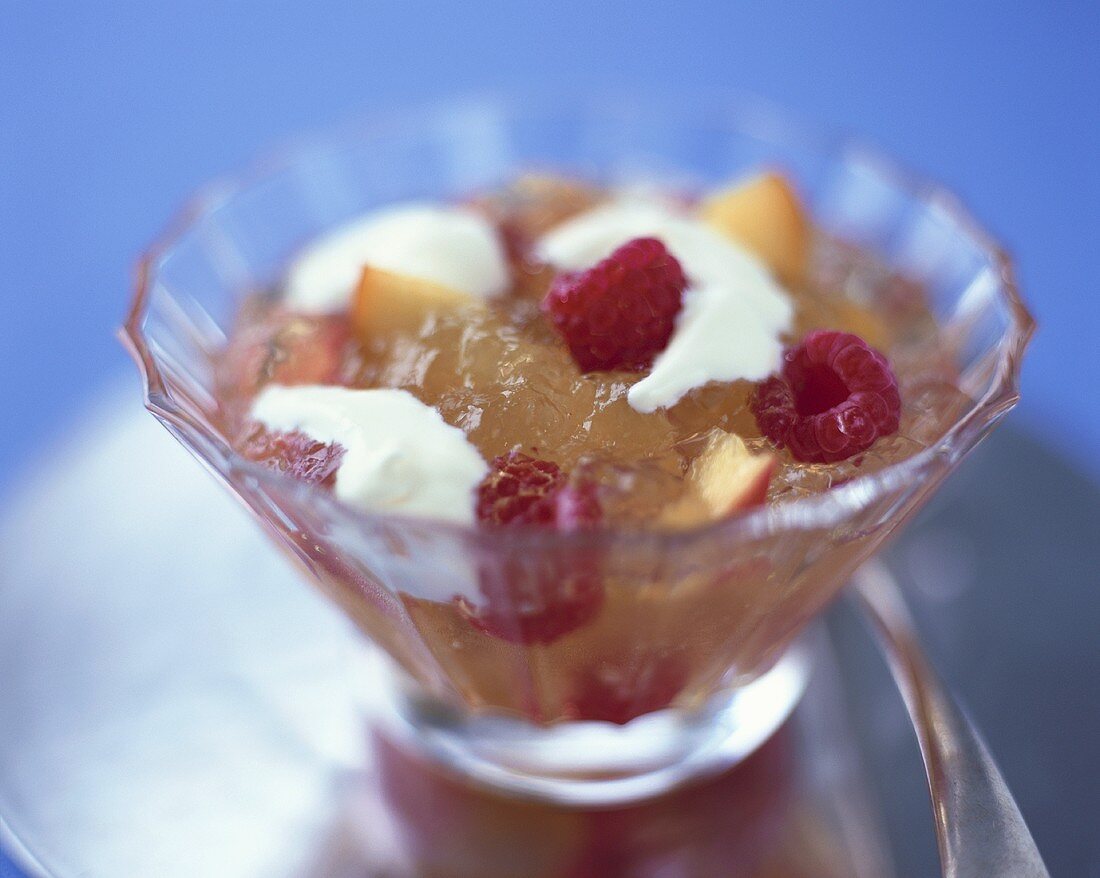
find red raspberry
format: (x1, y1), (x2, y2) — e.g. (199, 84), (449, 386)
(476, 452), (600, 528)
(542, 237), (687, 372)
(466, 452), (603, 645)
(566, 655), (688, 725)
(751, 330), (901, 463)
(240, 424), (345, 487)
(462, 565), (604, 647)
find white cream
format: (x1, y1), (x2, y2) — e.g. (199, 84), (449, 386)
(285, 203), (509, 313)
(250, 385), (488, 524)
(537, 201), (793, 413)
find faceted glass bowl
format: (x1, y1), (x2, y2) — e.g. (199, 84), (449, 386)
(122, 97), (1032, 801)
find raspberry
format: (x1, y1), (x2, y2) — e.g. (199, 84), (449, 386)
(462, 565), (604, 646)
(566, 656), (688, 725)
(240, 424), (345, 487)
(476, 452), (600, 528)
(467, 452), (603, 645)
(751, 330), (901, 463)
(542, 237), (687, 372)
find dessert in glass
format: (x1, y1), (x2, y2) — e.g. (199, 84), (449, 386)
(122, 99), (1032, 807)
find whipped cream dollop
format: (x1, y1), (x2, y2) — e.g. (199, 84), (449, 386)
(285, 203), (509, 313)
(250, 385), (488, 524)
(537, 200), (793, 413)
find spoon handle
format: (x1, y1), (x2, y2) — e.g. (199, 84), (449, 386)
(853, 561), (1050, 878)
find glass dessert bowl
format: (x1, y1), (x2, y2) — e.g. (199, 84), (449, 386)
(122, 98), (1032, 805)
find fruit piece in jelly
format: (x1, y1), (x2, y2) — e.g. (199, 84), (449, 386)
(352, 265), (479, 340)
(459, 563), (604, 647)
(566, 654), (689, 724)
(239, 424), (345, 487)
(462, 453), (604, 646)
(752, 330), (901, 463)
(542, 237), (687, 373)
(477, 452), (600, 529)
(222, 306), (354, 397)
(700, 171), (810, 287)
(662, 430), (776, 528)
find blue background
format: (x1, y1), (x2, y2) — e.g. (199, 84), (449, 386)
(1, 0), (1098, 490)
(0, 2), (1098, 875)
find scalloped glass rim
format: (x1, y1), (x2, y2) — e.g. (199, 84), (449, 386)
(120, 94), (1034, 552)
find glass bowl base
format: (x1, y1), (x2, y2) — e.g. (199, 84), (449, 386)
(358, 643), (812, 808)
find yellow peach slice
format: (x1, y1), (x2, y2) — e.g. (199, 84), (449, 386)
(662, 430), (775, 528)
(700, 171), (811, 287)
(352, 265), (479, 339)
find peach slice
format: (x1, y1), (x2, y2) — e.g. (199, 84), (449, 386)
(662, 430), (775, 528)
(352, 265), (480, 340)
(700, 171), (811, 287)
